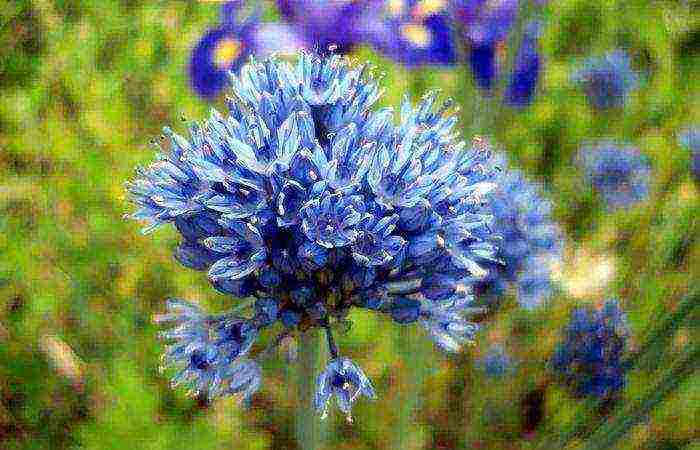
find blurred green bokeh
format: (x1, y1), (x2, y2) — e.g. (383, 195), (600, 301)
(0, 1), (698, 449)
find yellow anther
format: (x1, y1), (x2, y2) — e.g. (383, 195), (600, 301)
(387, 0), (405, 16)
(401, 23), (432, 48)
(213, 38), (243, 69)
(412, 0), (445, 19)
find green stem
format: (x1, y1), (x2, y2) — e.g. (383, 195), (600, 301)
(623, 287), (698, 369)
(296, 330), (322, 450)
(395, 324), (425, 450)
(600, 0), (618, 49)
(393, 70), (432, 450)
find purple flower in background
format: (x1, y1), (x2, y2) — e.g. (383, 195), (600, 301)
(371, 0), (458, 67)
(189, 2), (258, 99)
(128, 52), (501, 419)
(678, 127), (700, 182)
(577, 142), (651, 210)
(505, 22), (542, 106)
(277, 0), (380, 53)
(250, 22), (307, 57)
(480, 344), (513, 378)
(476, 153), (562, 309)
(551, 300), (628, 399)
(573, 49), (639, 109)
(453, 0), (518, 46)
(452, 0), (518, 89)
(190, 2), (303, 99)
(451, 1), (542, 106)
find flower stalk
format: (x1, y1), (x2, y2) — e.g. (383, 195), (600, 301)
(296, 330), (322, 449)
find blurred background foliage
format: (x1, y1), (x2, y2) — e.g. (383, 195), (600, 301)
(0, 0), (698, 449)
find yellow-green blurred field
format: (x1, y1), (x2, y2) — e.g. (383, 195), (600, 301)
(0, 1), (698, 449)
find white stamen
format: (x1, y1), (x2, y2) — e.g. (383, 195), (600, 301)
(436, 235), (446, 248)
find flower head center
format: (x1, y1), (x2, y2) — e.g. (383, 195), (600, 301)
(190, 349), (212, 370)
(213, 38), (243, 69)
(401, 24), (432, 48)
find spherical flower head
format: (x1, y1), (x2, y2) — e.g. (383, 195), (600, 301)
(370, 0), (458, 67)
(314, 357), (376, 422)
(577, 141), (651, 210)
(128, 52), (500, 418)
(572, 49), (639, 110)
(678, 127), (700, 182)
(475, 153), (562, 309)
(551, 300), (628, 399)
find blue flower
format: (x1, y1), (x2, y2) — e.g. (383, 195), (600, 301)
(468, 43), (498, 90)
(371, 0), (458, 67)
(128, 52), (501, 418)
(678, 127), (700, 182)
(480, 344), (512, 378)
(420, 297), (482, 352)
(505, 22), (542, 107)
(314, 356), (376, 422)
(276, 0), (379, 54)
(154, 299), (259, 400)
(573, 49), (639, 110)
(189, 3), (258, 99)
(551, 300), (628, 399)
(453, 0), (517, 47)
(577, 141), (651, 210)
(249, 22), (306, 58)
(190, 2), (303, 99)
(452, 1), (542, 105)
(300, 192), (365, 248)
(452, 0), (518, 89)
(476, 153), (562, 309)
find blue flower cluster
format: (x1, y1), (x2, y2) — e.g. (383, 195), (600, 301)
(678, 127), (700, 182)
(475, 153), (561, 309)
(577, 141), (651, 210)
(572, 49), (639, 110)
(128, 52), (501, 419)
(551, 300), (628, 399)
